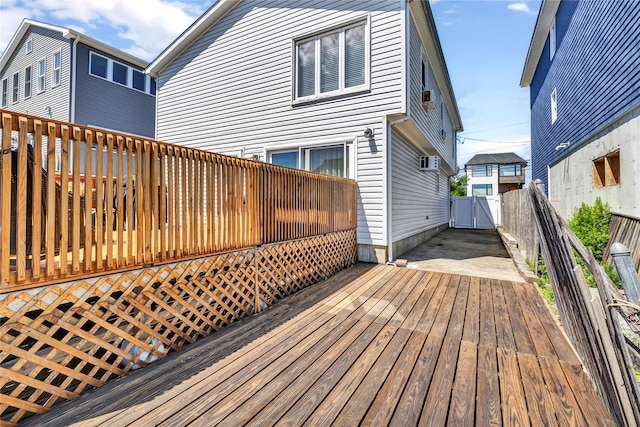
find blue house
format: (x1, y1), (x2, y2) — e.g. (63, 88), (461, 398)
(1, 19), (156, 138)
(520, 0), (640, 219)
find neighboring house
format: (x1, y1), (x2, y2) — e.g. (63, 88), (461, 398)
(521, 1), (640, 219)
(464, 153), (527, 197)
(0, 19), (156, 137)
(147, 0), (463, 264)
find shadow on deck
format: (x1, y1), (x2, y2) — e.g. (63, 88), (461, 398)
(23, 263), (614, 426)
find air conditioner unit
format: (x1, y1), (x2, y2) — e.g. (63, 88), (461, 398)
(419, 155), (440, 171)
(422, 90), (436, 110)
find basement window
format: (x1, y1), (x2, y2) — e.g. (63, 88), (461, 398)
(593, 151), (620, 188)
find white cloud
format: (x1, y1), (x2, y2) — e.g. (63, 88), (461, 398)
(507, 2), (534, 14)
(0, 1), (46, 56)
(1, 0), (213, 61)
(443, 9), (457, 15)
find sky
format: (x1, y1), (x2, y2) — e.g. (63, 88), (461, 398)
(0, 0), (540, 177)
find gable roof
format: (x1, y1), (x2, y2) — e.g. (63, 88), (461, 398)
(465, 153), (527, 166)
(147, 0), (241, 76)
(146, 0), (463, 132)
(0, 19), (149, 72)
(520, 0), (560, 87)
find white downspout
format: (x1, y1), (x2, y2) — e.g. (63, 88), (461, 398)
(70, 35), (80, 123)
(386, 116), (410, 263)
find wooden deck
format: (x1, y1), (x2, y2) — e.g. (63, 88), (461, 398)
(24, 263), (614, 426)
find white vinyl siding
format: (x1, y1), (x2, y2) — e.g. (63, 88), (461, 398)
(157, 0), (404, 246)
(407, 18), (456, 171)
(391, 129), (449, 242)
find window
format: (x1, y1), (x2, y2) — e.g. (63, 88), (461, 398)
(112, 61), (128, 85)
(26, 38), (33, 54)
(269, 143), (350, 178)
(12, 72), (19, 103)
(90, 52), (109, 78)
(472, 184), (493, 196)
(38, 58), (46, 92)
(295, 20), (367, 100)
(499, 164), (522, 176)
(1, 79), (7, 107)
(150, 77), (157, 95)
(89, 51), (155, 96)
(52, 51), (61, 86)
(593, 151), (620, 188)
(132, 69), (146, 91)
(421, 58), (428, 90)
(550, 17), (556, 60)
(271, 151), (299, 169)
(551, 88), (557, 124)
(24, 66), (32, 98)
(471, 165), (492, 177)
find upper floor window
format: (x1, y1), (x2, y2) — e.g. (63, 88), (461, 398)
(421, 58), (428, 90)
(294, 20), (368, 101)
(53, 51), (61, 86)
(89, 51), (156, 96)
(499, 164), (522, 176)
(471, 165), (492, 177)
(38, 58), (46, 92)
(472, 184), (493, 196)
(551, 88), (558, 124)
(26, 38), (33, 54)
(1, 79), (7, 107)
(12, 72), (19, 103)
(550, 17), (556, 60)
(24, 66), (32, 98)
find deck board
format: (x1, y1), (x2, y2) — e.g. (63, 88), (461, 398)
(23, 264), (615, 427)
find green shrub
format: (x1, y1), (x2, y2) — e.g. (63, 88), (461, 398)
(568, 198), (611, 263)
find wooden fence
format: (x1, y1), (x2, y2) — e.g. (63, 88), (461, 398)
(501, 188), (539, 265)
(0, 110), (359, 425)
(604, 213), (640, 271)
(529, 184), (640, 426)
(0, 110), (357, 292)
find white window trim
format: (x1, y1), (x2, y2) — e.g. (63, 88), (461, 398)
(24, 65), (32, 99)
(551, 88), (558, 124)
(265, 139), (355, 179)
(52, 50), (61, 87)
(89, 51), (156, 96)
(37, 57), (46, 93)
(12, 72), (19, 104)
(1, 79), (7, 107)
(292, 16), (371, 104)
(26, 38), (33, 54)
(550, 16), (556, 60)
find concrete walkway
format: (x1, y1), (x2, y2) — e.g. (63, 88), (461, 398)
(398, 228), (525, 282)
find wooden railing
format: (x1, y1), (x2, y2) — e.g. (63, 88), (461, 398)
(0, 110), (357, 292)
(501, 188), (539, 265)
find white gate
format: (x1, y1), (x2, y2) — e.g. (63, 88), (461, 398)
(451, 196), (501, 229)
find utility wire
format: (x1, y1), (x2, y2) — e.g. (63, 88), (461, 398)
(459, 121), (529, 135)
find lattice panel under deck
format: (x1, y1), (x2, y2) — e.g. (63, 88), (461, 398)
(1, 230), (356, 425)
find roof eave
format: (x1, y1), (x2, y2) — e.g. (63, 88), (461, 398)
(1, 19), (69, 71)
(520, 0), (560, 87)
(146, 0), (241, 76)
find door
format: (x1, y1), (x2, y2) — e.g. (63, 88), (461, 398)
(451, 196), (501, 229)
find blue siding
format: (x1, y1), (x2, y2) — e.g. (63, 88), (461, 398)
(530, 0), (578, 108)
(75, 43), (155, 137)
(530, 0), (640, 189)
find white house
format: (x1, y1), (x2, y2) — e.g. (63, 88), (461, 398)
(147, 0), (463, 263)
(465, 153), (527, 197)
